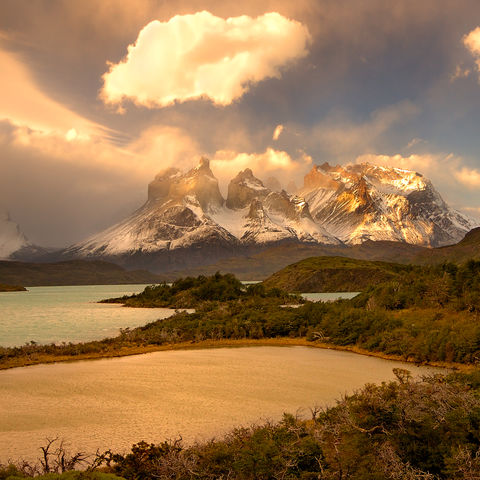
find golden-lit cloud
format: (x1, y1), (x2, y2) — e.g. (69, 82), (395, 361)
(272, 124), (284, 141)
(101, 11), (310, 109)
(0, 49), (101, 138)
(450, 64), (471, 82)
(129, 126), (201, 173)
(211, 147), (312, 187)
(464, 27), (480, 77)
(454, 166), (480, 188)
(355, 153), (436, 173)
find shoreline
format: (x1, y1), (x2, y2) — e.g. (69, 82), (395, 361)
(0, 337), (473, 372)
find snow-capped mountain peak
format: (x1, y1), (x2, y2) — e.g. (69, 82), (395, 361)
(300, 162), (476, 246)
(226, 168), (270, 209)
(148, 157), (224, 212)
(63, 159), (477, 270)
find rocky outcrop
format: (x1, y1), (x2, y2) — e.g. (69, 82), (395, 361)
(148, 157), (224, 212)
(226, 168), (270, 209)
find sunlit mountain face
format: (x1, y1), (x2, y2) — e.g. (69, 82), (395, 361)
(0, 1), (479, 250)
(52, 158), (476, 271)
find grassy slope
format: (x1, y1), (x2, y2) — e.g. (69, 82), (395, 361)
(166, 229), (480, 280)
(169, 241), (425, 280)
(414, 227), (480, 264)
(261, 256), (415, 292)
(0, 260), (167, 286)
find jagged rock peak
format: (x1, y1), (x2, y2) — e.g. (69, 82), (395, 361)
(190, 156), (215, 177)
(148, 157), (224, 211)
(226, 168), (270, 210)
(264, 191), (313, 222)
(303, 163), (341, 191)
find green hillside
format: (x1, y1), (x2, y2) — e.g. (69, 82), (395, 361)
(0, 260), (166, 286)
(262, 256), (416, 292)
(172, 241), (425, 280)
(416, 227), (480, 264)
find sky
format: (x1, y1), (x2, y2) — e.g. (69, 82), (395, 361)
(1, 0), (480, 247)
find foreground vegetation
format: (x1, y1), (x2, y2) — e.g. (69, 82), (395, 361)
(3, 262), (480, 369)
(3, 371), (480, 479)
(100, 273), (298, 308)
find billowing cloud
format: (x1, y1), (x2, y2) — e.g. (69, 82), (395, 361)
(464, 26), (480, 76)
(101, 11), (310, 109)
(455, 166), (480, 188)
(0, 120), (203, 246)
(211, 147), (312, 188)
(272, 124), (284, 141)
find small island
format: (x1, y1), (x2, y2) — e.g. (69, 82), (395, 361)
(0, 284), (27, 292)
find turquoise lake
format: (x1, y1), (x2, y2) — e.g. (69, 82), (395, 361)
(0, 285), (177, 347)
(0, 286), (357, 347)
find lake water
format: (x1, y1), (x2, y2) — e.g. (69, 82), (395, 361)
(0, 286), (356, 347)
(0, 285), (177, 347)
(0, 346), (443, 462)
(302, 292), (360, 302)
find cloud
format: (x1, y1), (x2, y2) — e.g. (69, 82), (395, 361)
(454, 166), (480, 188)
(211, 147), (312, 188)
(450, 64), (471, 82)
(101, 11), (310, 109)
(304, 101), (420, 160)
(355, 153), (437, 173)
(0, 48), (102, 138)
(0, 119), (204, 246)
(129, 125), (201, 173)
(272, 124), (284, 141)
(464, 26), (480, 77)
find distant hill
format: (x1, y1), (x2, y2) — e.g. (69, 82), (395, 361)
(0, 259), (166, 286)
(414, 227), (480, 265)
(171, 241), (425, 280)
(171, 227), (480, 280)
(261, 256), (414, 292)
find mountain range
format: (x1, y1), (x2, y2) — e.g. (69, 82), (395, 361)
(1, 158), (477, 273)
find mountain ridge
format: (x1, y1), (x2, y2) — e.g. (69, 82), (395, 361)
(4, 158), (477, 273)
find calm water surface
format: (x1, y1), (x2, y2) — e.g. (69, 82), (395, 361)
(0, 286), (356, 347)
(0, 346), (443, 461)
(0, 285), (178, 347)
(302, 292), (360, 302)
